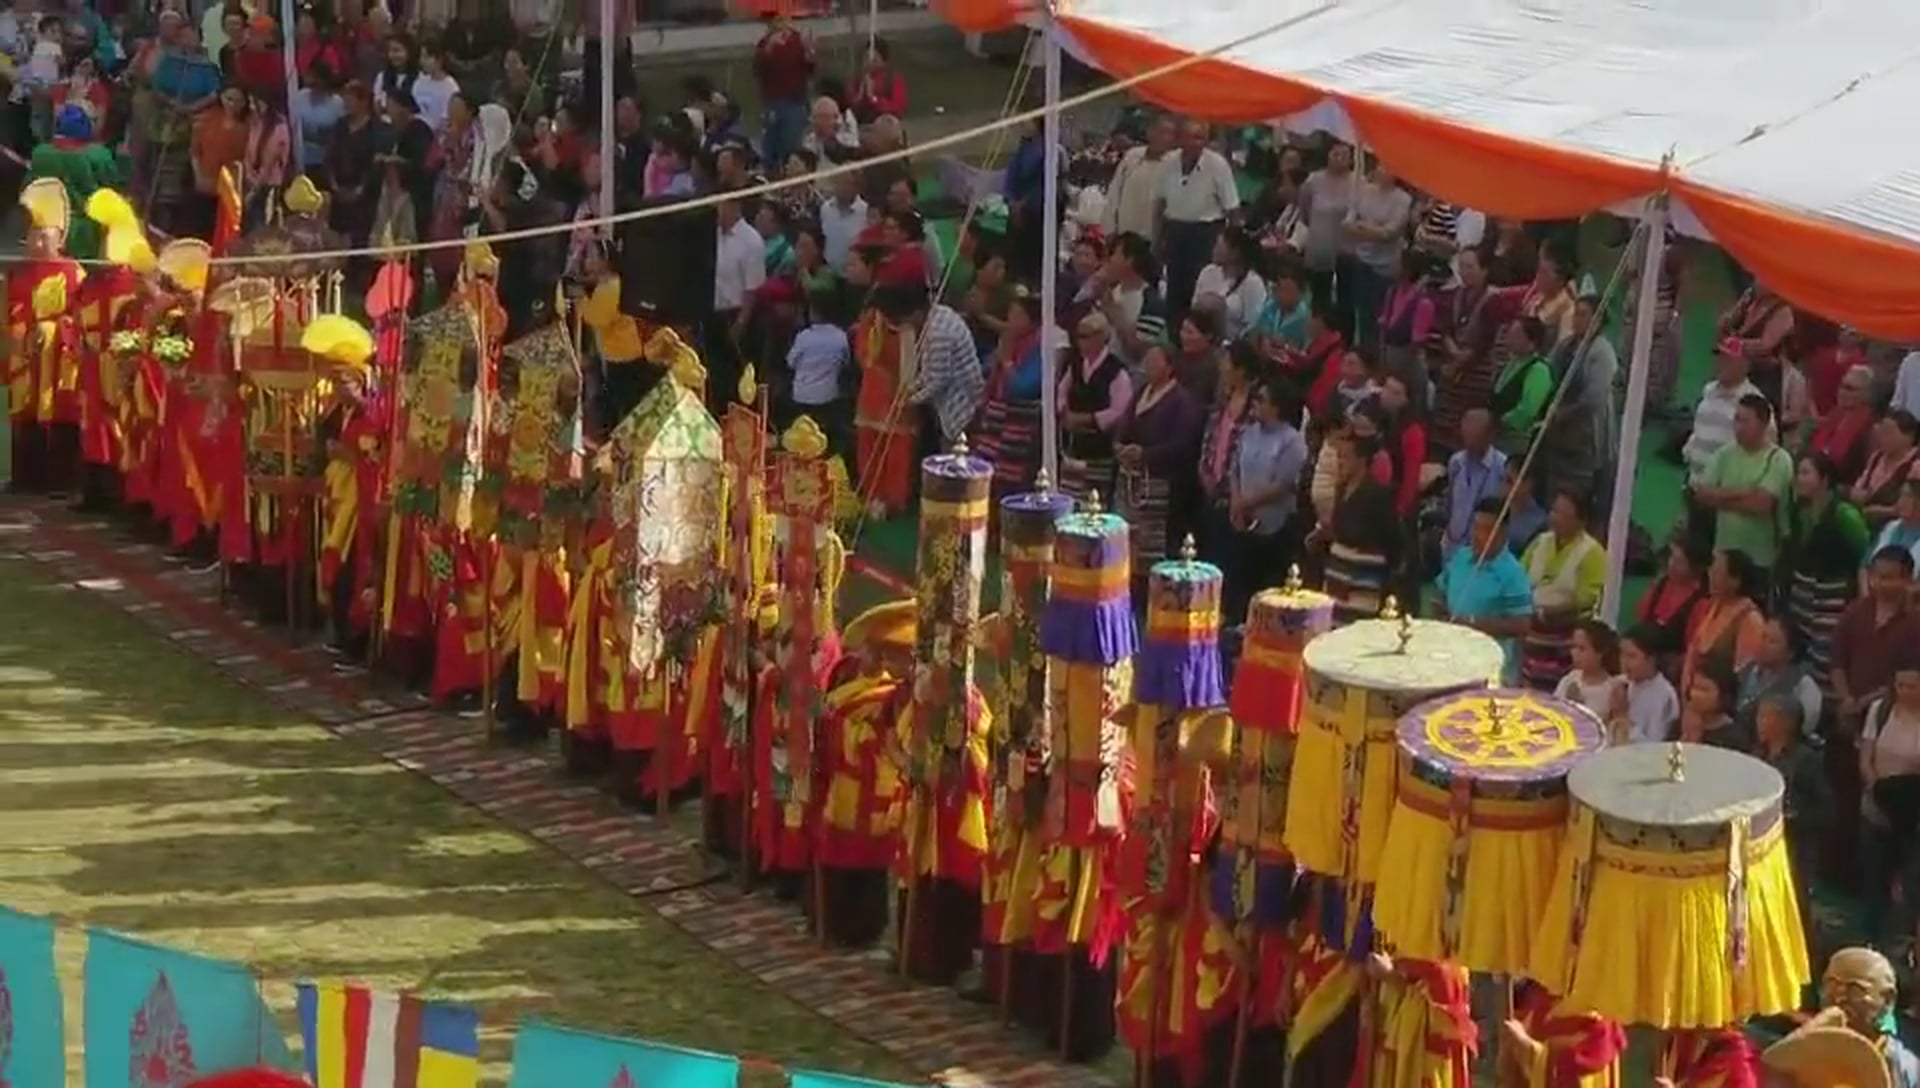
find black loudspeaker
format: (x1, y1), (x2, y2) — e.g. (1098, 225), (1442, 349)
(617, 195), (718, 327)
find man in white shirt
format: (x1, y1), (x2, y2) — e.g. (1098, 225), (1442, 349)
(1891, 349), (1920, 419)
(818, 170), (868, 274)
(708, 194), (766, 411)
(1682, 350), (1764, 482)
(1102, 115), (1173, 240)
(1152, 119), (1239, 322)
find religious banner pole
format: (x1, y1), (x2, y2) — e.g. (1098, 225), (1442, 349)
(773, 420), (834, 942)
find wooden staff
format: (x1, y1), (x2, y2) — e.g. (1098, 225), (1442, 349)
(472, 276), (496, 745)
(1226, 725), (1262, 1088)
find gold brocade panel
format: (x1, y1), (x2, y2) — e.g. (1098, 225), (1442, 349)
(394, 303), (484, 528)
(483, 324), (583, 549)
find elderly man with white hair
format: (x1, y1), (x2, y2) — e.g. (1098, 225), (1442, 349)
(801, 95), (859, 161)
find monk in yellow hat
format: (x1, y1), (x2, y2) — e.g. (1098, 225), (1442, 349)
(814, 598), (916, 948)
(7, 179), (86, 495)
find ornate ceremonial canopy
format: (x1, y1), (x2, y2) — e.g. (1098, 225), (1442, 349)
(485, 323), (583, 548)
(608, 378), (723, 676)
(393, 301), (486, 527)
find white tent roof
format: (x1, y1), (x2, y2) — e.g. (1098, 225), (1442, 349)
(1052, 0), (1920, 249)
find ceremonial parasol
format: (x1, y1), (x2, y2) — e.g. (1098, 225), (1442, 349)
(1530, 742), (1809, 1028)
(1282, 605), (1503, 950)
(1372, 687), (1606, 975)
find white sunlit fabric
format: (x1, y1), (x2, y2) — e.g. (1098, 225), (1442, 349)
(933, 0), (1920, 336)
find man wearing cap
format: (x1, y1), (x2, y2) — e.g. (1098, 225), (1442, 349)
(874, 265), (982, 477)
(815, 598), (916, 948)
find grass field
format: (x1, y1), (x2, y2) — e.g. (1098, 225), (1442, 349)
(0, 560), (911, 1086)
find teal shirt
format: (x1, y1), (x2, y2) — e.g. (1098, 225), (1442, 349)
(1439, 546), (1535, 683)
(1253, 293), (1311, 349)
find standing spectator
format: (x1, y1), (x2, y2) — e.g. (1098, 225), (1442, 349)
(191, 84), (251, 234)
(427, 93), (477, 291)
(1190, 225), (1268, 342)
(1103, 114), (1173, 241)
(1544, 291), (1619, 515)
(1735, 618), (1824, 744)
(1440, 408), (1506, 560)
(1287, 297), (1345, 420)
(372, 31), (418, 110)
(787, 288), (853, 451)
(1804, 364), (1879, 486)
(496, 45), (543, 120)
(975, 294), (1048, 500)
(1680, 548), (1768, 697)
(294, 8), (344, 87)
(818, 168), (867, 273)
(441, 0), (507, 89)
(1718, 283), (1796, 413)
(1867, 479), (1920, 578)
(801, 95), (858, 161)
(1340, 163), (1412, 350)
(293, 64), (344, 175)
(324, 80), (385, 249)
(241, 92), (291, 222)
(1198, 343), (1260, 556)
(1153, 119), (1238, 323)
(1431, 248), (1521, 456)
(1295, 141), (1353, 312)
(1682, 348), (1765, 549)
(1857, 658), (1920, 937)
(1057, 312), (1133, 502)
(375, 87), (433, 244)
(1694, 394), (1793, 581)
(850, 38), (905, 124)
(884, 276), (982, 464)
(1892, 347), (1920, 420)
(857, 114), (909, 209)
(1501, 459), (1549, 554)
(1490, 316), (1554, 458)
(1376, 372), (1427, 520)
(752, 12), (813, 171)
(1783, 453), (1872, 687)
(1835, 547), (1920, 897)
(1634, 537), (1711, 677)
(710, 192), (768, 411)
(479, 158), (565, 338)
(1220, 379), (1307, 620)
(1852, 410), (1920, 531)
(1253, 266), (1311, 353)
(231, 15), (283, 103)
(1094, 232), (1166, 369)
(1002, 115), (1049, 282)
(1375, 250), (1439, 400)
(1114, 343), (1206, 580)
(412, 44), (460, 133)
(1435, 496), (1534, 682)
(1170, 310), (1223, 406)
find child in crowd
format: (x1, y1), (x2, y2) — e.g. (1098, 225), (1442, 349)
(1609, 626), (1679, 745)
(1330, 349), (1379, 421)
(787, 286), (853, 453)
(1554, 619), (1621, 721)
(1680, 664), (1749, 751)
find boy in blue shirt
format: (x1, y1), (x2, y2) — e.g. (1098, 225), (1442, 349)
(1438, 495), (1536, 682)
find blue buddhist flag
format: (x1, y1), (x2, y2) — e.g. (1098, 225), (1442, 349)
(789, 1072), (920, 1088)
(506, 1021), (739, 1088)
(0, 906), (65, 1088)
(83, 930), (292, 1088)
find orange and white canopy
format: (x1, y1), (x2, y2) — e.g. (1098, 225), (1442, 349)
(936, 0), (1920, 338)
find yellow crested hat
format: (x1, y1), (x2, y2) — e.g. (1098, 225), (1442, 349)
(841, 600), (917, 656)
(780, 415), (829, 460)
(20, 178), (69, 238)
(300, 314), (376, 372)
(156, 239), (212, 293)
(283, 175), (325, 216)
(464, 241), (499, 279)
(644, 327), (707, 392)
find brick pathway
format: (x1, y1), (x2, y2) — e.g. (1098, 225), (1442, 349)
(0, 497), (1109, 1088)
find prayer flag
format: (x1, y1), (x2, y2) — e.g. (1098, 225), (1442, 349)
(295, 982), (480, 1088)
(789, 1073), (921, 1088)
(83, 930), (292, 1088)
(506, 1021), (739, 1088)
(0, 906), (65, 1088)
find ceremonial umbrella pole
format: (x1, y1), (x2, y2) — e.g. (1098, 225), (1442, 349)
(988, 469), (1072, 1023)
(1037, 490), (1136, 1059)
(1221, 570), (1333, 1086)
(1123, 535), (1226, 1087)
(897, 434), (991, 980)
(472, 278), (497, 746)
(720, 369), (767, 889)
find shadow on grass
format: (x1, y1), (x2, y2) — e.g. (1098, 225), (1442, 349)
(0, 558), (916, 1085)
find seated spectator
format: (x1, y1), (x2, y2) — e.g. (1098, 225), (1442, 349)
(1519, 487), (1608, 690)
(1806, 364), (1878, 485)
(1610, 626), (1680, 745)
(1251, 266), (1310, 354)
(1634, 537), (1710, 677)
(1681, 663), (1750, 751)
(1435, 495), (1533, 682)
(802, 94), (859, 161)
(1500, 458), (1547, 556)
(1553, 619), (1621, 721)
(851, 38), (906, 124)
(1439, 408), (1507, 561)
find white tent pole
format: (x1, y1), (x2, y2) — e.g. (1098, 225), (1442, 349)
(1037, 20), (1062, 485)
(1600, 193), (1668, 624)
(599, 0), (617, 220)
(280, 0), (302, 161)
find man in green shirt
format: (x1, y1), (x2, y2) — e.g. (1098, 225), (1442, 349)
(1697, 393), (1793, 573)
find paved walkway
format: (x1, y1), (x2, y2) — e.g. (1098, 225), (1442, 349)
(0, 496), (1109, 1088)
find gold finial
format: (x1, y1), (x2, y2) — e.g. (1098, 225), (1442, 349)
(1486, 691), (1507, 738)
(1087, 490), (1104, 516)
(953, 432), (970, 457)
(736, 363), (759, 406)
(1380, 595), (1400, 621)
(1667, 741), (1686, 783)
(1034, 467), (1052, 494)
(1397, 606), (1413, 654)
(1180, 534), (1197, 562)
(1284, 564), (1304, 593)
